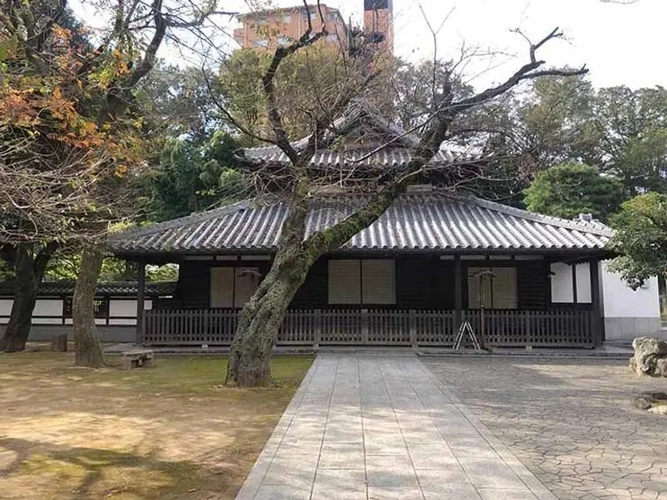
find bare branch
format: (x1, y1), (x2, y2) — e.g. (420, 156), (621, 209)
(261, 0), (328, 164)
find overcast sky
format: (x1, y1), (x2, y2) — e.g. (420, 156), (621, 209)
(71, 0), (663, 90)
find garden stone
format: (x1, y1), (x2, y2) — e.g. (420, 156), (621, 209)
(632, 392), (667, 414)
(655, 358), (667, 377)
(629, 337), (667, 377)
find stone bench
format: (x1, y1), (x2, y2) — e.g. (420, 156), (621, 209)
(121, 349), (154, 369)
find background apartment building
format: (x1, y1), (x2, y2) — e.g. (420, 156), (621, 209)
(233, 1), (394, 56)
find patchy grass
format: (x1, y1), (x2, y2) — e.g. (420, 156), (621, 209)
(0, 351), (313, 499)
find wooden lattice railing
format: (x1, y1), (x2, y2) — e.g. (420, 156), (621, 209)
(142, 308), (594, 347)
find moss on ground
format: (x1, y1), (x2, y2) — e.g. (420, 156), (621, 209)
(0, 351), (313, 499)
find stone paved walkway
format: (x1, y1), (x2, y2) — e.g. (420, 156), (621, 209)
(425, 357), (667, 500)
(237, 353), (555, 499)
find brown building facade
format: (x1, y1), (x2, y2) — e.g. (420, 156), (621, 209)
(233, 1), (394, 56)
(233, 4), (349, 51)
(363, 0), (393, 57)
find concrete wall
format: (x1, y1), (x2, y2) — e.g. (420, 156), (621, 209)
(551, 261), (662, 342)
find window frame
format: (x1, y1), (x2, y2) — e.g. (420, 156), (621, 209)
(466, 266), (518, 309)
(210, 266), (261, 309)
(327, 259), (396, 306)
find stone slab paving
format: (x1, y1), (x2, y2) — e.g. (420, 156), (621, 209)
(424, 357), (667, 500)
(236, 353), (556, 499)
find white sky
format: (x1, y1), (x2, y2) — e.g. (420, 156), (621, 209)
(71, 0), (664, 90)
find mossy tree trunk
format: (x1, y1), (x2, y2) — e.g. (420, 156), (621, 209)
(226, 198), (311, 386)
(72, 244), (105, 367)
(0, 243), (57, 353)
(226, 185), (405, 387)
(226, 245), (311, 386)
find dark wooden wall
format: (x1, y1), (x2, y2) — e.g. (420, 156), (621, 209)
(517, 260), (550, 309)
(175, 261), (210, 308)
(175, 259), (272, 309)
(173, 255), (551, 310)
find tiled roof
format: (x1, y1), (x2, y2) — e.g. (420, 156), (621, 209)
(243, 146), (478, 169)
(109, 192), (612, 255)
(241, 100), (482, 169)
(0, 281), (176, 296)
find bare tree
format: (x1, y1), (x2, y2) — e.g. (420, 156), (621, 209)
(219, 3), (587, 386)
(0, 0), (231, 362)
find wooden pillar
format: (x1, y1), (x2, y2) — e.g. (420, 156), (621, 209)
(136, 260), (146, 345)
(454, 255), (463, 329)
(314, 309), (321, 350)
(571, 263), (578, 303)
(409, 309), (417, 349)
(589, 258), (604, 347)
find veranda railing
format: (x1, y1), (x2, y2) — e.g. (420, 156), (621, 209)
(143, 308), (594, 348)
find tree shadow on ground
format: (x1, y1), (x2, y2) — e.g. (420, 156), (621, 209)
(0, 436), (231, 499)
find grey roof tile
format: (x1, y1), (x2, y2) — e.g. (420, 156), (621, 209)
(243, 145), (478, 169)
(109, 192), (612, 255)
(0, 281), (176, 296)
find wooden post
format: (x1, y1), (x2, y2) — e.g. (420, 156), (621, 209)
(454, 255), (463, 330)
(409, 310), (417, 349)
(571, 263), (578, 303)
(51, 334), (68, 352)
(589, 258), (604, 347)
(136, 260), (146, 345)
(314, 309), (322, 350)
(361, 309), (369, 345)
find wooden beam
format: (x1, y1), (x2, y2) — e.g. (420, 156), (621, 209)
(589, 259), (604, 346)
(136, 261), (146, 345)
(454, 255), (462, 329)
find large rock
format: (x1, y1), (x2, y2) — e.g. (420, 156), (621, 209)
(629, 337), (667, 377)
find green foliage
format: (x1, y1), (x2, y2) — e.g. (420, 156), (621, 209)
(134, 64), (222, 139)
(219, 45), (369, 141)
(609, 193), (667, 288)
(141, 131), (245, 221)
(392, 59), (473, 131)
(524, 162), (624, 221)
(595, 87), (667, 195)
(518, 74), (601, 166)
(0, 259), (13, 281)
(45, 254), (178, 282)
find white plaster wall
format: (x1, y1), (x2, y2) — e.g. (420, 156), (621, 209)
(109, 299), (137, 325)
(576, 263), (592, 303)
(1, 297), (153, 327)
(601, 263), (660, 319)
(551, 263), (592, 303)
(110, 299), (136, 316)
(107, 299), (151, 325)
(32, 300), (63, 325)
(552, 261), (661, 341)
(0, 299), (13, 324)
(550, 263), (573, 302)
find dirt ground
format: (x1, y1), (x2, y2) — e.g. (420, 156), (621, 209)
(0, 349), (313, 500)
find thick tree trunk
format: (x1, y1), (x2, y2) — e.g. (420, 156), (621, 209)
(225, 185), (406, 387)
(73, 245), (105, 367)
(226, 241), (310, 387)
(0, 243), (56, 353)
